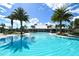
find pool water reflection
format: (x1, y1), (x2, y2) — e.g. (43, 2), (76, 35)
(0, 32), (79, 56)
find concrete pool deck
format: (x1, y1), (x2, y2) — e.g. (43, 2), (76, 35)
(49, 33), (79, 38)
(0, 33), (16, 39)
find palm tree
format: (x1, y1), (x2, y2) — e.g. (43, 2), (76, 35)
(5, 13), (15, 30)
(12, 7), (29, 34)
(51, 6), (73, 33)
(10, 7), (29, 47)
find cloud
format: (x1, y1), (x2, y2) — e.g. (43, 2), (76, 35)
(45, 3), (67, 10)
(4, 19), (26, 28)
(72, 16), (79, 21)
(5, 22), (11, 27)
(0, 15), (5, 19)
(37, 22), (43, 25)
(0, 15), (56, 29)
(35, 22), (46, 28)
(34, 21), (56, 28)
(13, 20), (20, 28)
(45, 3), (78, 11)
(45, 3), (79, 22)
(45, 3), (79, 14)
(0, 3), (14, 27)
(0, 15), (34, 28)
(0, 7), (6, 13)
(0, 15), (11, 23)
(0, 3), (14, 9)
(12, 18), (40, 28)
(0, 16), (11, 26)
(0, 3), (14, 16)
(0, 15), (16, 27)
(0, 15), (11, 27)
(45, 22), (52, 25)
(70, 8), (79, 13)
(29, 18), (39, 25)
(67, 4), (78, 10)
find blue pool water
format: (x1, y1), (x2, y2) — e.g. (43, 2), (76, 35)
(0, 32), (79, 56)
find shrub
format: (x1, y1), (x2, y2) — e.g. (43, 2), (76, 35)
(70, 29), (79, 36)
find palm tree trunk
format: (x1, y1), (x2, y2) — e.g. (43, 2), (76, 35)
(10, 20), (13, 45)
(20, 21), (23, 51)
(20, 21), (22, 34)
(11, 20), (13, 31)
(60, 20), (62, 33)
(55, 25), (57, 32)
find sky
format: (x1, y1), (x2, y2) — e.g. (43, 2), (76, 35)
(0, 3), (79, 28)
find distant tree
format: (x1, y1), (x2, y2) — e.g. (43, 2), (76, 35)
(31, 25), (35, 29)
(0, 24), (5, 33)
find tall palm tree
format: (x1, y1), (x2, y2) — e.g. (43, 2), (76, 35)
(12, 7), (29, 34)
(10, 7), (29, 47)
(5, 14), (15, 45)
(51, 6), (73, 33)
(6, 13), (15, 30)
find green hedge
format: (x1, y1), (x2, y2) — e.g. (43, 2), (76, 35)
(70, 29), (79, 36)
(4, 31), (16, 34)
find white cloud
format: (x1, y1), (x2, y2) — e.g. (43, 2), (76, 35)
(0, 3), (14, 26)
(45, 3), (78, 11)
(0, 15), (33, 28)
(0, 15), (11, 23)
(45, 3), (66, 10)
(5, 20), (26, 28)
(0, 16), (11, 27)
(0, 15), (24, 28)
(0, 15), (5, 19)
(0, 7), (6, 13)
(72, 16), (79, 21)
(0, 15), (56, 29)
(5, 22), (11, 27)
(0, 3), (14, 9)
(13, 20), (20, 28)
(0, 3), (14, 14)
(37, 22), (43, 25)
(45, 3), (79, 14)
(45, 22), (52, 25)
(67, 4), (78, 10)
(35, 22), (46, 28)
(29, 18), (39, 25)
(70, 8), (79, 13)
(0, 15), (16, 27)
(45, 22), (56, 27)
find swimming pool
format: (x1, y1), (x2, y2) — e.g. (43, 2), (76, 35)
(0, 32), (79, 56)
